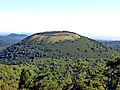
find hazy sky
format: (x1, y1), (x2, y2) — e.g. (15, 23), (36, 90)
(0, 0), (120, 40)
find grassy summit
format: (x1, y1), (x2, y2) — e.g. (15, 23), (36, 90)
(22, 31), (80, 43)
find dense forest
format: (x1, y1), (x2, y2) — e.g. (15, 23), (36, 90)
(0, 57), (120, 90)
(0, 31), (120, 90)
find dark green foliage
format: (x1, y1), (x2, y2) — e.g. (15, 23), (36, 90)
(105, 56), (120, 90)
(0, 58), (105, 90)
(0, 57), (120, 90)
(19, 68), (31, 89)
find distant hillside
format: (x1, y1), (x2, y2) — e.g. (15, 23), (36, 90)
(0, 31), (120, 64)
(98, 40), (120, 49)
(0, 33), (28, 51)
(6, 33), (27, 39)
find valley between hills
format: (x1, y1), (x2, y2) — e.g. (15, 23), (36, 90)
(0, 31), (120, 90)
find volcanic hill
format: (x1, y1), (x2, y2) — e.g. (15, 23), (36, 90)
(0, 31), (120, 64)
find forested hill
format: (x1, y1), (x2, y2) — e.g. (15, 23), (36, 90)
(98, 40), (120, 49)
(0, 33), (28, 49)
(0, 31), (120, 64)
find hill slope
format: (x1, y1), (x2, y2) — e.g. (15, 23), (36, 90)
(0, 33), (27, 47)
(0, 31), (120, 64)
(0, 33), (28, 51)
(98, 40), (120, 49)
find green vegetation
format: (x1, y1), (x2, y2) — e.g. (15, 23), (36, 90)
(105, 56), (120, 90)
(0, 31), (119, 90)
(0, 57), (119, 90)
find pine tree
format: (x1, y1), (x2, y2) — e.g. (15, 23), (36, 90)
(105, 56), (120, 90)
(18, 68), (30, 89)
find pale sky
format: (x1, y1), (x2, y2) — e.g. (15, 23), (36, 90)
(0, 0), (120, 40)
